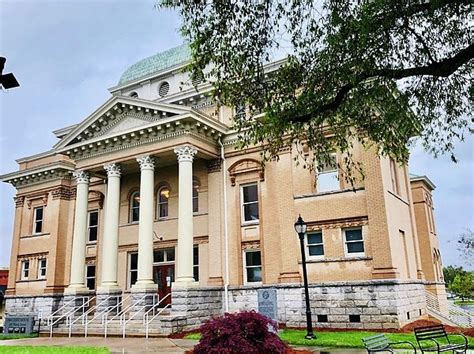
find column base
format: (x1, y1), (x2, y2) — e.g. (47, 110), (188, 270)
(172, 280), (199, 289)
(96, 284), (121, 294)
(278, 272), (301, 283)
(64, 285), (90, 295)
(131, 282), (158, 292)
(371, 268), (399, 279)
(208, 276), (224, 286)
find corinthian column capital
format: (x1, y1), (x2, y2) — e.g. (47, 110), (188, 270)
(72, 170), (90, 184)
(136, 155), (155, 170)
(174, 145), (198, 163)
(104, 163), (122, 177)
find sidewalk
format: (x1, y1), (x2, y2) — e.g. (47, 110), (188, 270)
(0, 336), (368, 353)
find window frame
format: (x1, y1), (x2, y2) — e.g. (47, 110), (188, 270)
(37, 258), (47, 280)
(240, 183), (260, 225)
(193, 245), (199, 281)
(305, 231), (325, 259)
(157, 186), (170, 219)
(21, 260), (30, 280)
(316, 153), (340, 193)
(128, 252), (138, 288)
(87, 210), (99, 243)
(243, 249), (262, 284)
(389, 158), (400, 195)
(343, 227), (365, 257)
(32, 206), (44, 235)
(85, 264), (96, 290)
(130, 191), (140, 223)
(192, 178), (199, 214)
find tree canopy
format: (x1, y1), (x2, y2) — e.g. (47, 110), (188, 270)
(162, 0), (472, 179)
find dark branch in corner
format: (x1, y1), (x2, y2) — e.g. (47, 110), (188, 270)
(289, 43), (474, 123)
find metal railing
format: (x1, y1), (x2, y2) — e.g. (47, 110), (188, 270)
(81, 294), (125, 337)
(65, 296), (97, 337)
(143, 293), (171, 338)
(47, 295), (91, 338)
(425, 290), (474, 328)
(121, 294), (158, 338)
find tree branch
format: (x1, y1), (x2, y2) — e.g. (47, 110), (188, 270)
(289, 43), (473, 123)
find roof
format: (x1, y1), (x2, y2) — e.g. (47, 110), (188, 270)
(409, 174), (436, 190)
(118, 44), (191, 86)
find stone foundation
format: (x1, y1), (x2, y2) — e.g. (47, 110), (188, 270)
(5, 294), (65, 320)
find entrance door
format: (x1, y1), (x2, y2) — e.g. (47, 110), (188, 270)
(153, 264), (174, 306)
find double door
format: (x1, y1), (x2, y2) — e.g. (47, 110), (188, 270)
(153, 264), (174, 306)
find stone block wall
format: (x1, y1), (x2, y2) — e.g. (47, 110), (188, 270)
(5, 294), (64, 319)
(226, 280), (426, 330)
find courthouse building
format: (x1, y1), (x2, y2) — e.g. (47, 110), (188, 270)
(1, 44), (448, 333)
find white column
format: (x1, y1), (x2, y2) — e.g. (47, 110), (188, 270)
(98, 163), (121, 292)
(174, 145), (198, 285)
(132, 155), (157, 290)
(66, 170), (90, 293)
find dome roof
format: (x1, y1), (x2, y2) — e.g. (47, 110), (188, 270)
(118, 44), (191, 86)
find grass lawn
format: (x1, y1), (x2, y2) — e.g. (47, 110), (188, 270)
(0, 334), (39, 341)
(0, 347), (109, 354)
(185, 330), (474, 349)
(454, 299), (474, 305)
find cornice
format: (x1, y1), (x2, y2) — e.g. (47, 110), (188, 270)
(1, 162), (75, 188)
(61, 114), (227, 161)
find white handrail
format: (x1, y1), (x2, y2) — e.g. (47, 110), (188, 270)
(121, 293), (158, 338)
(143, 293), (171, 338)
(82, 294), (124, 337)
(49, 296), (90, 338)
(99, 294), (130, 338)
(425, 290), (474, 328)
(66, 296), (96, 337)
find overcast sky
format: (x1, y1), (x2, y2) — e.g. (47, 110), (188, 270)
(0, 0), (473, 271)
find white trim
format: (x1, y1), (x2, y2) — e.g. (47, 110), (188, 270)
(87, 210), (99, 244)
(37, 258), (47, 280)
(21, 260), (30, 280)
(85, 264), (96, 290)
(157, 186), (170, 219)
(130, 191), (140, 223)
(243, 249), (262, 285)
(32, 206), (44, 235)
(343, 227), (365, 258)
(128, 252), (138, 289)
(305, 230), (325, 260)
(240, 183), (259, 225)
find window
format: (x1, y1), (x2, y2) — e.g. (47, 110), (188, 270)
(159, 81), (170, 97)
(241, 183), (259, 224)
(86, 264), (96, 290)
(38, 259), (47, 279)
(193, 246), (199, 281)
(317, 315), (328, 323)
(21, 260), (29, 280)
(129, 91), (138, 98)
(157, 187), (169, 218)
(193, 179), (199, 213)
(235, 103), (246, 120)
(33, 207), (44, 234)
(87, 210), (99, 243)
(153, 248), (175, 263)
(344, 228), (365, 257)
(244, 250), (262, 283)
(129, 253), (138, 287)
(316, 153), (339, 193)
(349, 314), (360, 323)
(306, 231), (324, 258)
(390, 158), (399, 195)
(130, 191), (140, 222)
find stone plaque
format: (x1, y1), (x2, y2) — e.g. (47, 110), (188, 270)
(3, 315), (35, 334)
(257, 288), (277, 322)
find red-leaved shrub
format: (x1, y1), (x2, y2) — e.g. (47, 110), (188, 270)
(193, 311), (288, 354)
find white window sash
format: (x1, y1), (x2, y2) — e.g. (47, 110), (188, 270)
(240, 183), (259, 225)
(305, 232), (325, 259)
(243, 250), (262, 284)
(344, 228), (365, 257)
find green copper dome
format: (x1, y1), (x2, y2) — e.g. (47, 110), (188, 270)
(118, 44), (191, 85)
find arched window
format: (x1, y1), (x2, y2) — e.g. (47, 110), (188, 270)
(129, 91), (138, 98)
(157, 186), (169, 218)
(193, 178), (200, 213)
(130, 191), (140, 222)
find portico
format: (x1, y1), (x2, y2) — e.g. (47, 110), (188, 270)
(65, 144), (208, 303)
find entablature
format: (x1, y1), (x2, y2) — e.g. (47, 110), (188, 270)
(1, 161), (75, 188)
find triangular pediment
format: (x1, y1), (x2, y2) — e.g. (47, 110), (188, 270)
(53, 96), (191, 149)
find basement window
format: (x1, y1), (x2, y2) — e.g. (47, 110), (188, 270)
(349, 315), (360, 323)
(317, 315), (328, 323)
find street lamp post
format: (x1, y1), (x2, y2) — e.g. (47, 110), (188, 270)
(294, 214), (314, 339)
